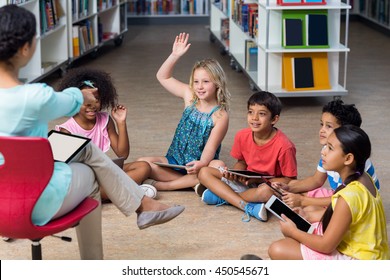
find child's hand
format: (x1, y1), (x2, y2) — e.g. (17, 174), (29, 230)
(111, 104), (127, 124)
(282, 192), (304, 208)
(185, 160), (203, 175)
(172, 33), (191, 57)
(279, 214), (298, 238)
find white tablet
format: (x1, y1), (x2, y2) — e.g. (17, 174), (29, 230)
(265, 195), (315, 233)
(153, 162), (187, 170)
(227, 169), (274, 179)
(48, 130), (91, 163)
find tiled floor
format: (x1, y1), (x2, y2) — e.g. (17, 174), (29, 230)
(1, 20), (389, 260)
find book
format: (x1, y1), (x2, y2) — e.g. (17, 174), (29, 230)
(283, 18), (303, 46)
(292, 57), (314, 88)
(306, 14), (328, 46)
(72, 25), (80, 57)
(245, 40), (257, 72)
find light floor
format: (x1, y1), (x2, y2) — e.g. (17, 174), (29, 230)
(1, 21), (389, 260)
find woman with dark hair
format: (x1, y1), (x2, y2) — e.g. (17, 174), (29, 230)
(0, 4), (184, 260)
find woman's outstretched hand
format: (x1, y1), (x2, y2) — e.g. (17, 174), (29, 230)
(172, 32), (191, 57)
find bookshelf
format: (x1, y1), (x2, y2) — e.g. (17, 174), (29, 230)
(210, 0), (351, 98)
(209, 1), (230, 53)
(0, 0), (69, 83)
(127, 0), (210, 21)
(0, 1), (128, 82)
(351, 0), (390, 32)
(68, 0), (129, 63)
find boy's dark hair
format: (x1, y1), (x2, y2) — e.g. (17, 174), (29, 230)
(322, 99), (362, 127)
(57, 68), (118, 110)
(0, 5), (36, 61)
(247, 91), (282, 118)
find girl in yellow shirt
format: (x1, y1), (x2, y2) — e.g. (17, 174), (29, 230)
(269, 125), (389, 260)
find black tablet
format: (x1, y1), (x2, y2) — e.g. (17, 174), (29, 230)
(48, 130), (91, 163)
(265, 195), (315, 233)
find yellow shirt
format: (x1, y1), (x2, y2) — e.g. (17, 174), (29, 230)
(332, 180), (389, 260)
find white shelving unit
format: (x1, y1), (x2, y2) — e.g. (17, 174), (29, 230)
(210, 0), (351, 98)
(0, 1), (128, 82)
(68, 0), (129, 63)
(0, 0), (69, 83)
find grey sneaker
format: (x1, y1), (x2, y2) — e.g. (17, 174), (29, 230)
(137, 205), (185, 230)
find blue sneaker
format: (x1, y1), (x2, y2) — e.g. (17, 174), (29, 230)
(241, 202), (267, 222)
(202, 189), (228, 206)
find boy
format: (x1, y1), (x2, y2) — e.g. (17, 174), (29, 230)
(198, 91), (297, 222)
(279, 99), (380, 210)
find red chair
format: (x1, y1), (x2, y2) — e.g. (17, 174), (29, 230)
(0, 136), (99, 260)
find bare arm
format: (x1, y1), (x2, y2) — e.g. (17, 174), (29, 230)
(280, 196), (351, 254)
(107, 105), (129, 158)
(156, 33), (192, 102)
(287, 169), (327, 193)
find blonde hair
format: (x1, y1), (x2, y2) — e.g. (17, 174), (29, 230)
(189, 58), (231, 111)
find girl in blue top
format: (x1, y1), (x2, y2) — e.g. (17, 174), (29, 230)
(0, 4), (184, 259)
(138, 33), (230, 191)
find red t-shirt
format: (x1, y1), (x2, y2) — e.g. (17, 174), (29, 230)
(230, 128), (297, 178)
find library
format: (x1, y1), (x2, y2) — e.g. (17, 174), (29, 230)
(0, 0), (389, 261)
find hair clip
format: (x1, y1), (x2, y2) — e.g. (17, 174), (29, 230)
(82, 80), (96, 89)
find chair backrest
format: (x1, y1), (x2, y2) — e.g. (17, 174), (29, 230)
(0, 136), (54, 238)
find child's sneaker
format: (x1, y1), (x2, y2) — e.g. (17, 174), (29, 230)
(201, 189), (228, 206)
(194, 183), (207, 197)
(242, 202), (267, 222)
(140, 184), (158, 199)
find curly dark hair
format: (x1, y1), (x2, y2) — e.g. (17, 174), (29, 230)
(322, 99), (362, 127)
(57, 67), (118, 110)
(0, 5), (36, 62)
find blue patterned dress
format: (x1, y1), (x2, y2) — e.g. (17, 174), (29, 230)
(166, 102), (221, 165)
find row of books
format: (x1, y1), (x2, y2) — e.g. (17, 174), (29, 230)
(71, 0), (90, 20)
(231, 1), (258, 38)
(245, 39), (257, 72)
(213, 0), (229, 15)
(282, 10), (329, 48)
(72, 20), (94, 57)
(39, 0), (65, 34)
(128, 0), (209, 15)
(97, 0), (117, 12)
(282, 52), (330, 91)
(220, 18), (229, 47)
(277, 0), (326, 5)
(359, 0), (390, 25)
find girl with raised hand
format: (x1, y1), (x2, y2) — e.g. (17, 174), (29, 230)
(138, 33), (231, 191)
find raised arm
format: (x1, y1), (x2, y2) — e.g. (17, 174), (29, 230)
(156, 33), (192, 100)
(107, 104), (129, 159)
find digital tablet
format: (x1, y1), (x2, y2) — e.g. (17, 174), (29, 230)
(262, 178), (283, 196)
(153, 162), (187, 170)
(265, 195), (315, 233)
(227, 169), (274, 179)
(48, 130), (91, 163)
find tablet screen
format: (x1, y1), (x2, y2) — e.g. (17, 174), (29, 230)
(266, 195), (313, 233)
(48, 130), (91, 163)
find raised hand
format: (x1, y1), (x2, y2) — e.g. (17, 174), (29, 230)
(111, 104), (127, 124)
(172, 32), (191, 57)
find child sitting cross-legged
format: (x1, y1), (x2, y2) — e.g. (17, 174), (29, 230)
(198, 91), (297, 222)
